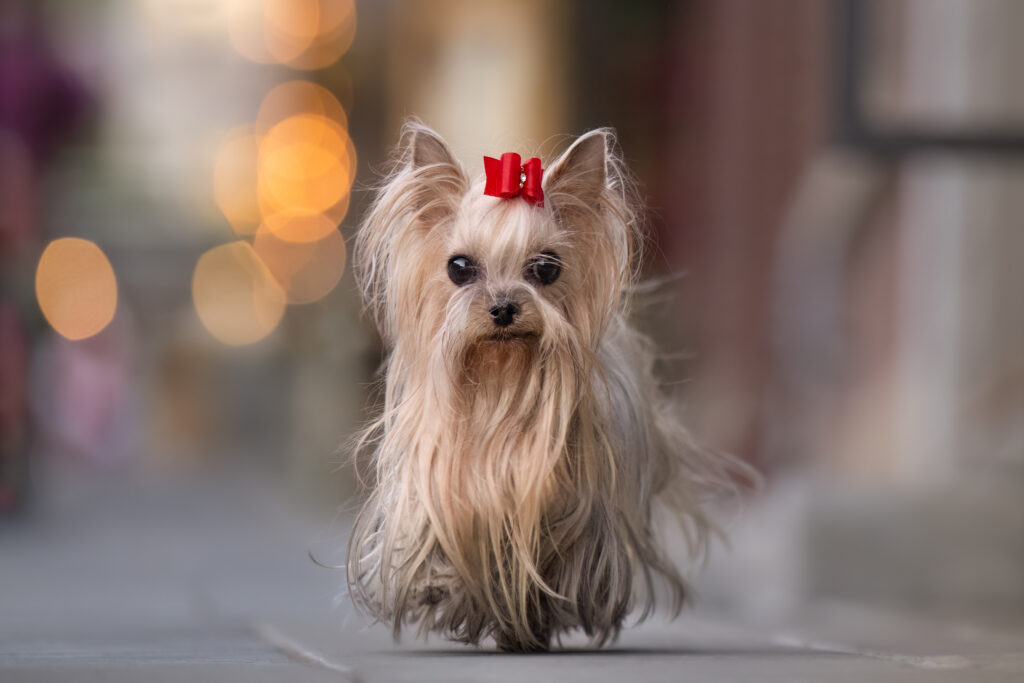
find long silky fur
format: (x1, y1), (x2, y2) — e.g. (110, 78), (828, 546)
(347, 120), (741, 651)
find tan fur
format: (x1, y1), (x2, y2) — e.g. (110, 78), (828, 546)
(347, 121), (740, 651)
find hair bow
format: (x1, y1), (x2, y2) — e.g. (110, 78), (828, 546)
(483, 152), (544, 207)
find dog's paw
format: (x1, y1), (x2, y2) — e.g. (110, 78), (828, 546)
(494, 627), (551, 653)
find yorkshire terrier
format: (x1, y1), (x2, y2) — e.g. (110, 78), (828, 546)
(347, 121), (738, 652)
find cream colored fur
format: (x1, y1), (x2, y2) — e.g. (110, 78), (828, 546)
(347, 121), (740, 652)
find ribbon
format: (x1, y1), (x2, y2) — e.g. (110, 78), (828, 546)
(483, 152), (544, 207)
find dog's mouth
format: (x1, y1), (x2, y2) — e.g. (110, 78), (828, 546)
(486, 329), (539, 342)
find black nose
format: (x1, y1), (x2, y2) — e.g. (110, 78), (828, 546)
(488, 302), (520, 327)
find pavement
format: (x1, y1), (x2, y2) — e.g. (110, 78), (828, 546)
(2, 465), (1023, 682)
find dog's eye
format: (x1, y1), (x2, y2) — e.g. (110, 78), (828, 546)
(526, 251), (562, 286)
(447, 255), (478, 286)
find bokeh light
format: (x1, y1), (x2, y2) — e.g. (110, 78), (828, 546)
(253, 223), (346, 304)
(205, 14), (357, 347)
(191, 241), (286, 346)
(259, 114), (350, 213)
(35, 238), (118, 341)
(225, 0), (313, 65)
(256, 80), (349, 134)
(213, 127), (263, 236)
(257, 113), (354, 243)
(211, 82), (355, 245)
(280, 0), (357, 71)
(225, 0), (355, 70)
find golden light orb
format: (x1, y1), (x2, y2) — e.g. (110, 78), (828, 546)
(257, 113), (354, 243)
(191, 241), (286, 346)
(213, 127), (263, 237)
(35, 238), (118, 341)
(256, 80), (349, 133)
(254, 223), (346, 305)
(226, 0), (355, 69)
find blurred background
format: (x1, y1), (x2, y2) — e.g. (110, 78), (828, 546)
(2, 0), (1024, 671)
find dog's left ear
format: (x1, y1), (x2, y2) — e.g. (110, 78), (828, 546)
(543, 129), (609, 208)
(543, 129), (640, 299)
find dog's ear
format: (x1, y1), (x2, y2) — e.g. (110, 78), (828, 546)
(543, 129), (641, 308)
(354, 121), (467, 341)
(395, 121), (468, 225)
(543, 129), (608, 207)
(406, 123), (458, 170)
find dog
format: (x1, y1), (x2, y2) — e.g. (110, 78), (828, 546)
(346, 121), (739, 651)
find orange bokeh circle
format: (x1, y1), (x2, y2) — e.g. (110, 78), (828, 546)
(192, 241), (286, 345)
(35, 238), (118, 341)
(226, 0), (356, 70)
(213, 127), (263, 237)
(254, 224), (347, 305)
(257, 113), (354, 243)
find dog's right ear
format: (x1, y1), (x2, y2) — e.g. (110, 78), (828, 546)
(405, 122), (458, 170)
(355, 121), (467, 341)
(397, 121), (468, 224)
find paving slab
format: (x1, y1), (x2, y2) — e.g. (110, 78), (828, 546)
(3, 467), (1023, 682)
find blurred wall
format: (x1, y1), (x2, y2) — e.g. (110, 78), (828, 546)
(383, 0), (570, 170)
(5, 0), (1024, 621)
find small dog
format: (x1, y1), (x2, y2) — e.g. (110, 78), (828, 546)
(347, 121), (737, 651)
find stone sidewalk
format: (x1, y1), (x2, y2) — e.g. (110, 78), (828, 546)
(2, 468), (1022, 682)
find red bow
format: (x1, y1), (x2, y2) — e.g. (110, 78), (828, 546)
(483, 152), (544, 207)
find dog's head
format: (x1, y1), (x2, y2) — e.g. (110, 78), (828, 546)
(354, 122), (640, 376)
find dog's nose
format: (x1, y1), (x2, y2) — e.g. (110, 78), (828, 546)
(488, 302), (520, 327)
